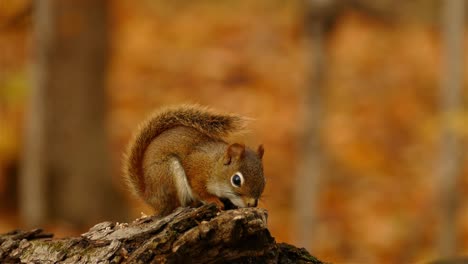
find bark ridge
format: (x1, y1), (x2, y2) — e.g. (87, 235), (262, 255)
(0, 205), (325, 263)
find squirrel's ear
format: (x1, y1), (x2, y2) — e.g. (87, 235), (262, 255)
(257, 144), (264, 159)
(224, 143), (245, 165)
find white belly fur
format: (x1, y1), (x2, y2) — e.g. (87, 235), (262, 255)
(170, 157), (194, 206)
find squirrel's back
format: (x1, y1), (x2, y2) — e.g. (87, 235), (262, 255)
(123, 105), (247, 198)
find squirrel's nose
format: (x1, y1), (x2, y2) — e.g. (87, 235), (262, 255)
(246, 198), (258, 207)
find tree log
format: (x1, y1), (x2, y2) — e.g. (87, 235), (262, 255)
(0, 204), (325, 263)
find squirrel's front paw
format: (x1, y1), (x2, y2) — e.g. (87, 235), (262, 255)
(220, 198), (238, 210)
(204, 197), (225, 210)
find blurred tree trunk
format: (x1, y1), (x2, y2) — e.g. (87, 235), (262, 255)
(294, 0), (335, 250)
(437, 0), (465, 258)
(293, 0), (393, 250)
(21, 0), (124, 227)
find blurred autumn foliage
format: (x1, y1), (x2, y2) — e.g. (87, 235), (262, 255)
(1, 0), (468, 263)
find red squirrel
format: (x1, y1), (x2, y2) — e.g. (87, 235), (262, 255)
(123, 105), (265, 216)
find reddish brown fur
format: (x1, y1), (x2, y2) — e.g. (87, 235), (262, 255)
(123, 105), (265, 216)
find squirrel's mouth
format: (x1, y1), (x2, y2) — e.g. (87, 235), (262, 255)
(220, 198), (238, 210)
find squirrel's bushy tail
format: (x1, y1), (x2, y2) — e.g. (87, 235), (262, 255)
(123, 104), (247, 198)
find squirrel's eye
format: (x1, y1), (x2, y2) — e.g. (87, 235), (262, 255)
(231, 172), (244, 188)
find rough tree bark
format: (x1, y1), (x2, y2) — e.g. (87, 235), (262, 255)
(0, 205), (325, 264)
